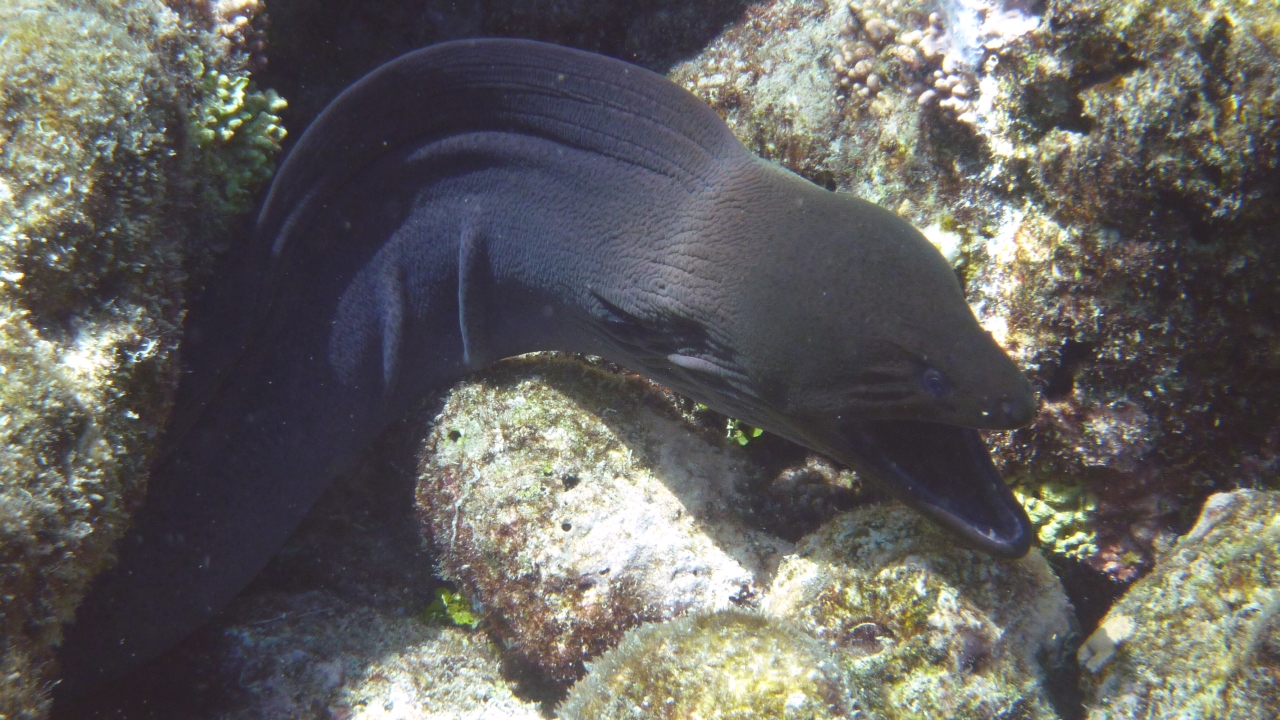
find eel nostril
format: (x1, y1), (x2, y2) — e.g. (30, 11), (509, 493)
(1000, 400), (1015, 420)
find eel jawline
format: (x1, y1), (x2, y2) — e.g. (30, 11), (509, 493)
(842, 420), (1033, 558)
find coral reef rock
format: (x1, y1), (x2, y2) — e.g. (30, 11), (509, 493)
(416, 354), (790, 684)
(558, 609), (852, 720)
(670, 0), (1280, 580)
(0, 0), (284, 714)
(213, 592), (542, 720)
(2, 1), (181, 715)
(763, 505), (1074, 719)
(1081, 489), (1280, 719)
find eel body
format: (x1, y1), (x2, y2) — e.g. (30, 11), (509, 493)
(58, 39), (1037, 692)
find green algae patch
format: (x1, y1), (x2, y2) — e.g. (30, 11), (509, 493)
(727, 418), (765, 445)
(559, 610), (852, 719)
(423, 588), (480, 629)
(1081, 490), (1280, 719)
(764, 505), (1074, 720)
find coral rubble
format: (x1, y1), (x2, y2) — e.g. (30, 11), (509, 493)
(416, 354), (790, 684)
(1081, 490), (1280, 719)
(764, 505), (1074, 719)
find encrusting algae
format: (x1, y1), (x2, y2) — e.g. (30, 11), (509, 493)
(558, 610), (852, 720)
(0, 0), (285, 714)
(1081, 490), (1280, 719)
(416, 353), (790, 685)
(763, 505), (1074, 720)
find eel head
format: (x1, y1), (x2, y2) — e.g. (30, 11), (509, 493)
(653, 171), (1037, 557)
(733, 180), (1038, 557)
(587, 163), (1038, 557)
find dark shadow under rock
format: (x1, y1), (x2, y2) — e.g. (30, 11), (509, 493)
(52, 416), (448, 719)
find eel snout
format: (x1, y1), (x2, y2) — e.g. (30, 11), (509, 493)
(815, 418), (1034, 558)
(971, 384), (1038, 430)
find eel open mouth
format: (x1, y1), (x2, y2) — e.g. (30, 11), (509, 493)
(839, 420), (1033, 558)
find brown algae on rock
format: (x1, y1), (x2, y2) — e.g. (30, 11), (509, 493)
(558, 609), (852, 720)
(1081, 490), (1280, 719)
(764, 505), (1074, 719)
(416, 354), (791, 684)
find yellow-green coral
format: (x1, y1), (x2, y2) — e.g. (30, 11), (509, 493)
(559, 610), (852, 719)
(1016, 482), (1099, 560)
(189, 68), (288, 215)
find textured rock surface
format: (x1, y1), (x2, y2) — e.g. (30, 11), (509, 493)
(51, 420), (519, 720)
(417, 354), (791, 685)
(210, 592), (543, 720)
(763, 505), (1074, 719)
(559, 610), (852, 720)
(2, 2), (186, 715)
(974, 0), (1280, 580)
(0, 0), (283, 715)
(1080, 489), (1280, 719)
(669, 0), (1280, 580)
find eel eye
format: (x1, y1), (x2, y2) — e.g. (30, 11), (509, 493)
(921, 368), (951, 399)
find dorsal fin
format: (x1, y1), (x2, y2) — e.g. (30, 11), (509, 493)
(259, 38), (745, 259)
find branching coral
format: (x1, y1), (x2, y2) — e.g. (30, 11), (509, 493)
(188, 68), (287, 216)
(1016, 481), (1099, 561)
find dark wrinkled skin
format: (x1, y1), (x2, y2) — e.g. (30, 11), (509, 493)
(57, 39), (1037, 695)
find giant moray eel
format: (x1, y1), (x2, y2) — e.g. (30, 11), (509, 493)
(58, 39), (1037, 692)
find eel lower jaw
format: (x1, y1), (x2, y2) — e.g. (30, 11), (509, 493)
(831, 419), (1034, 559)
